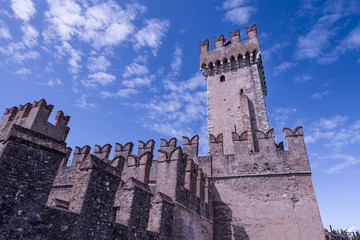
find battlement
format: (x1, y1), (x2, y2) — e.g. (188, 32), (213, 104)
(0, 99), (70, 142)
(210, 126), (311, 177)
(47, 134), (212, 223)
(200, 25), (261, 79)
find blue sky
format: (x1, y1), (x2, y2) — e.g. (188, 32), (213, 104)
(0, 0), (359, 232)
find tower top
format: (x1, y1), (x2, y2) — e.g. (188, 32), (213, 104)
(199, 24), (259, 68)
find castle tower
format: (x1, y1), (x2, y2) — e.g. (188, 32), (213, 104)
(200, 25), (268, 154)
(200, 26), (325, 240)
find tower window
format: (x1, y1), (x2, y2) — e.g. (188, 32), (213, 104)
(220, 75), (225, 82)
(245, 53), (250, 65)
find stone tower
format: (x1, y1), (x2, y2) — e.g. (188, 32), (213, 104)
(200, 25), (268, 155)
(200, 25), (325, 240)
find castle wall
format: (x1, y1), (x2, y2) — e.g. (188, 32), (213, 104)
(209, 127), (324, 240)
(173, 203), (213, 240)
(212, 174), (324, 240)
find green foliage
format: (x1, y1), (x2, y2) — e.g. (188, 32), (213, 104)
(326, 225), (360, 240)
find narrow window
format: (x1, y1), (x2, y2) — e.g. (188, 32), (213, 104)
(215, 60), (221, 74)
(230, 56), (236, 70)
(111, 207), (119, 222)
(208, 62), (214, 75)
(240, 89), (243, 95)
(222, 58), (229, 72)
(220, 75), (225, 82)
(238, 54), (243, 67)
(245, 53), (250, 65)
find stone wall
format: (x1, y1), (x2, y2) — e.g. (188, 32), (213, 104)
(0, 102), (213, 239)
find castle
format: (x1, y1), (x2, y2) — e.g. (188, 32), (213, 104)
(0, 25), (325, 239)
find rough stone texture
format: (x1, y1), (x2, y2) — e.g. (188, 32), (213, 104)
(212, 175), (324, 240)
(201, 26), (268, 154)
(1, 24), (324, 240)
(0, 99), (70, 142)
(0, 102), (212, 240)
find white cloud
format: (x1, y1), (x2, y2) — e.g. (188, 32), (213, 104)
(45, 62), (54, 73)
(303, 115), (360, 150)
(60, 41), (82, 74)
(15, 68), (31, 76)
(36, 78), (63, 87)
(311, 90), (330, 99)
(295, 0), (360, 61)
(224, 7), (257, 25)
(81, 72), (115, 89)
(296, 0), (319, 16)
(338, 24), (360, 51)
(170, 46), (182, 73)
(296, 23), (335, 60)
(99, 88), (138, 98)
(317, 115), (348, 130)
(274, 61), (296, 75)
(221, 0), (256, 25)
(138, 72), (207, 131)
(44, 1), (146, 47)
(12, 50), (39, 63)
(22, 24), (39, 48)
(41, 1), (155, 78)
(0, 22), (11, 39)
(123, 62), (149, 78)
(87, 55), (110, 72)
(322, 154), (360, 173)
(164, 71), (205, 93)
(43, 0), (84, 41)
(269, 107), (297, 129)
(123, 76), (153, 88)
(347, 226), (360, 233)
(262, 41), (290, 62)
(11, 0), (36, 21)
(74, 95), (96, 109)
(294, 74), (313, 83)
(135, 18), (170, 55)
(0, 22), (39, 64)
(46, 78), (63, 86)
(223, 0), (248, 9)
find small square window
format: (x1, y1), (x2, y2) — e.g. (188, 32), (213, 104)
(220, 75), (225, 82)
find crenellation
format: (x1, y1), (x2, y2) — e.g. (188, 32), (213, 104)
(209, 133), (224, 156)
(125, 152), (153, 184)
(214, 34), (225, 49)
(229, 29), (240, 43)
(160, 137), (177, 152)
(199, 39), (209, 54)
(0, 99), (70, 142)
(71, 145), (91, 167)
(200, 26), (261, 73)
(182, 135), (199, 160)
(138, 139), (155, 156)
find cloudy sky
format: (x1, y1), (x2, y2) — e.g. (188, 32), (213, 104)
(1, 0), (359, 232)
